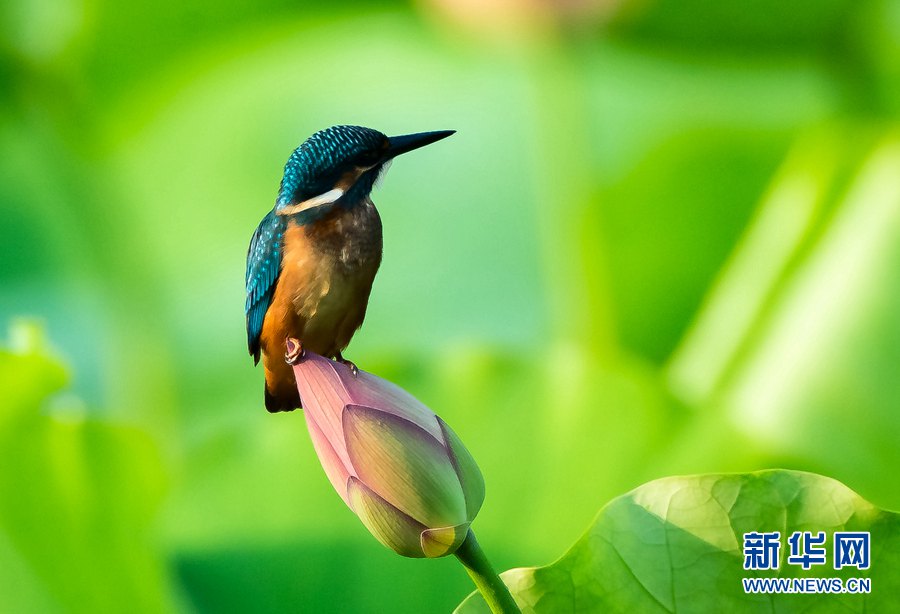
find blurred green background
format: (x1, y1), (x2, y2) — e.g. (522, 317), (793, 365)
(2, 0), (900, 611)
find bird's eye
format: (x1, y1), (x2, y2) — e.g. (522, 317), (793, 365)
(358, 150), (380, 166)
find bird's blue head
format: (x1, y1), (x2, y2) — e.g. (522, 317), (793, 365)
(275, 125), (454, 211)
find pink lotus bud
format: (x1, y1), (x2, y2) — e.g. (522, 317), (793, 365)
(290, 351), (485, 558)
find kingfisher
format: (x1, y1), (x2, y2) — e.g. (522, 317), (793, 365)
(246, 125), (454, 412)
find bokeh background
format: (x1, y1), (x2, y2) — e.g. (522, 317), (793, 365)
(2, 0), (900, 611)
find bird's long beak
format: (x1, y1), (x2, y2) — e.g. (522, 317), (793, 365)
(385, 130), (455, 159)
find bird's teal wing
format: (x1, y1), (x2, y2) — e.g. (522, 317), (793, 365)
(246, 210), (285, 363)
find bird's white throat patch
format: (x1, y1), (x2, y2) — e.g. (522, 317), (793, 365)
(277, 188), (345, 216)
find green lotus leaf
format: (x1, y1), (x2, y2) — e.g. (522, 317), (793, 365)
(457, 470), (899, 613)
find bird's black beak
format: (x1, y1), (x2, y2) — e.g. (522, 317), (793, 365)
(385, 130), (455, 160)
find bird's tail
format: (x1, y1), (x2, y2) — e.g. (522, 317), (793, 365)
(263, 355), (302, 412)
(265, 385), (301, 412)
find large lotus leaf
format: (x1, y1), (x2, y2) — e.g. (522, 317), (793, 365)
(457, 470), (898, 613)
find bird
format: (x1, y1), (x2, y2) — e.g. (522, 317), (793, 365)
(246, 125), (454, 412)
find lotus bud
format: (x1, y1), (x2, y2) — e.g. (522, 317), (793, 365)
(290, 349), (485, 558)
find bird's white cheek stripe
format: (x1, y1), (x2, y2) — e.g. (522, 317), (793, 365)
(278, 188), (345, 215)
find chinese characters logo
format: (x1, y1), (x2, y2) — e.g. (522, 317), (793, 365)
(742, 531), (870, 571)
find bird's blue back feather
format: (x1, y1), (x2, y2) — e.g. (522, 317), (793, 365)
(245, 209), (285, 361)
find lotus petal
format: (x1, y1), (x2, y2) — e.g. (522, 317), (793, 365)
(438, 417), (485, 520)
(421, 523), (471, 558)
(347, 476), (427, 558)
(343, 404), (467, 528)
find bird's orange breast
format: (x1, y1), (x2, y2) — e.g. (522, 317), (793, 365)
(260, 202), (383, 362)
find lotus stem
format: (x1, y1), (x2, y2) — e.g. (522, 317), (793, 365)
(454, 530), (520, 614)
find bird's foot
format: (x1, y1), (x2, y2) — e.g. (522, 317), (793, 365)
(335, 352), (359, 377)
(285, 338), (305, 365)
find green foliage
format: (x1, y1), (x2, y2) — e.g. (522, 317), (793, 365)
(457, 470), (898, 613)
(2, 0), (900, 610)
(0, 323), (173, 612)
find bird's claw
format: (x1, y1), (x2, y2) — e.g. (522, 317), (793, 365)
(285, 338), (305, 365)
(335, 352), (359, 377)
